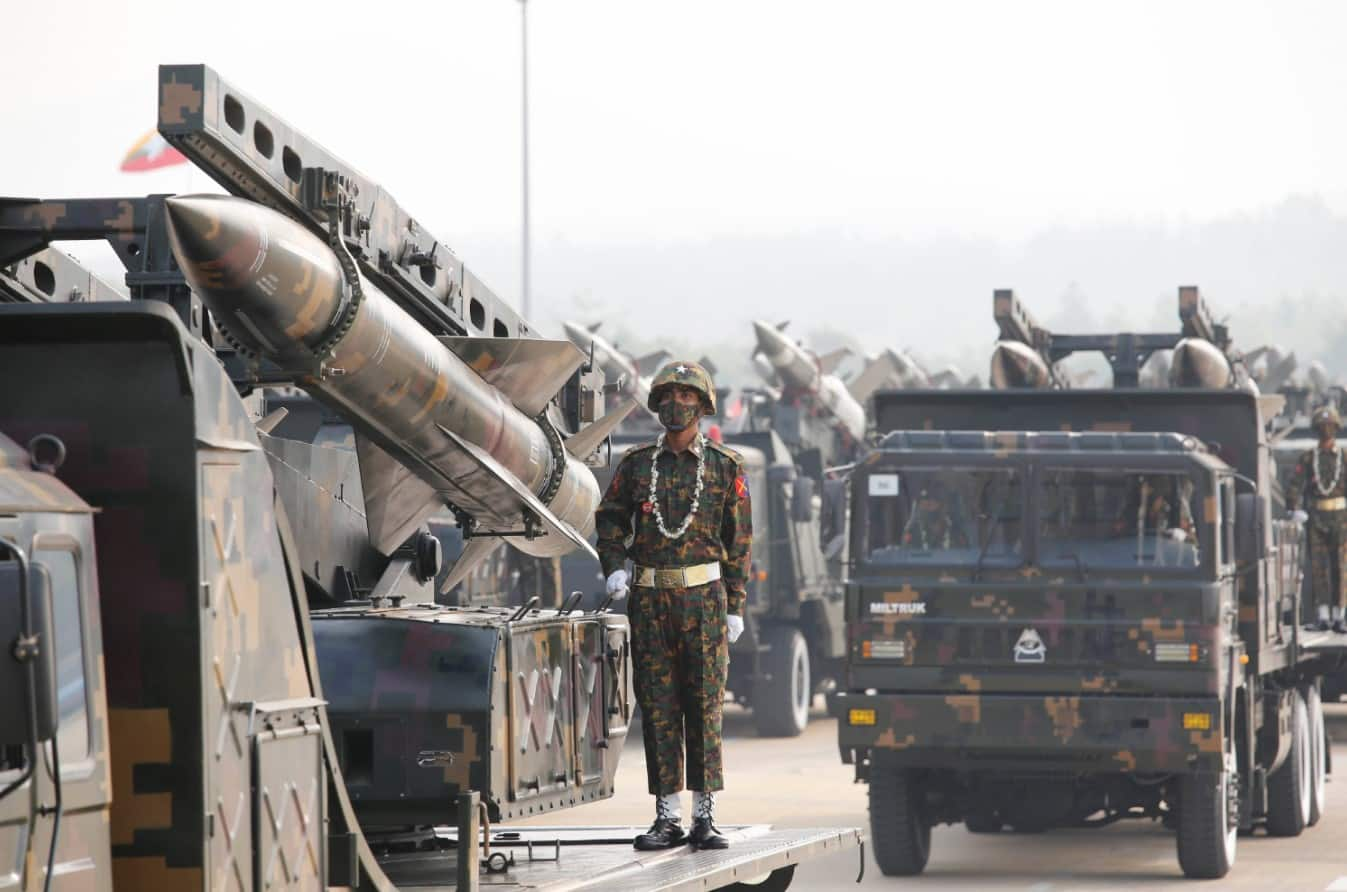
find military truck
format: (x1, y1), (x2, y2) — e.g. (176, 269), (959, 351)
(831, 289), (1345, 880)
(0, 63), (859, 891)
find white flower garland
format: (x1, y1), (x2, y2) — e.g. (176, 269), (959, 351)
(649, 432), (705, 539)
(1313, 446), (1343, 497)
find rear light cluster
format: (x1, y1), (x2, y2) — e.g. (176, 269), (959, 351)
(1154, 642), (1206, 663)
(860, 640), (907, 660)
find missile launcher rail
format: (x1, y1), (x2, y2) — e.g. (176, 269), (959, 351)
(991, 286), (1245, 389)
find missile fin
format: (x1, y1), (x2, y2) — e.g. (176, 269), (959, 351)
(564, 398), (639, 461)
(435, 423), (600, 562)
(255, 406), (289, 435)
(634, 350), (670, 376)
(818, 347), (851, 375)
(587, 321), (603, 333)
(1257, 394), (1287, 422)
(356, 433), (444, 555)
(440, 535), (505, 594)
(437, 336), (587, 416)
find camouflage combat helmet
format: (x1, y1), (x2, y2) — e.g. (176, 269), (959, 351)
(1312, 404), (1342, 433)
(648, 360), (717, 415)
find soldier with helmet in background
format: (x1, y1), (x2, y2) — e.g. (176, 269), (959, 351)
(595, 360), (752, 851)
(1288, 404), (1347, 632)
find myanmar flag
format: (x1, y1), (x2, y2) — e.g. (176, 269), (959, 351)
(120, 130), (187, 173)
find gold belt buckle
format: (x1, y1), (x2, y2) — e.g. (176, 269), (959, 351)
(1317, 496), (1347, 512)
(634, 563), (719, 588)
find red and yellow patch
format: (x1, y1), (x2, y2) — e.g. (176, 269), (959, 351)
(735, 475), (749, 499)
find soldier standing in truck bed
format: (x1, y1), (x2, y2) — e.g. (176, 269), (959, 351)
(595, 360), (752, 851)
(1287, 405), (1347, 632)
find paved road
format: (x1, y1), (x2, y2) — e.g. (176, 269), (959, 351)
(528, 702), (1347, 890)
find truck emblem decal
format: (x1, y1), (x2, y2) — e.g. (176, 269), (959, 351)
(1014, 628), (1046, 663)
(870, 601), (926, 616)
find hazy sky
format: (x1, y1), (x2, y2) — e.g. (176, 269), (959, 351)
(7, 1), (1347, 368)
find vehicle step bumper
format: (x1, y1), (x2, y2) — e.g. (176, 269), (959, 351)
(832, 692), (1223, 774)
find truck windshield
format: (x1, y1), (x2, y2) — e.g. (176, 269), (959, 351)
(864, 468), (1023, 566)
(1039, 469), (1201, 570)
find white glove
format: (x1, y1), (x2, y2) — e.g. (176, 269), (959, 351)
(726, 614), (744, 644)
(605, 569), (629, 600)
(1166, 528), (1188, 542)
(1291, 510), (1309, 525)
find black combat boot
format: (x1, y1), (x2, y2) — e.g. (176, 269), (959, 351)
(634, 818), (686, 850)
(689, 817), (729, 849)
(689, 792), (729, 849)
(634, 795), (685, 850)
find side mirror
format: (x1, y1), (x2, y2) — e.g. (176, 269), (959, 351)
(0, 558), (58, 745)
(791, 476), (816, 524)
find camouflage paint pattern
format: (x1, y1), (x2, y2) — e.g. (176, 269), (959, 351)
(311, 603), (632, 824)
(628, 580), (730, 794)
(838, 429), (1237, 784)
(835, 691), (1225, 774)
(163, 193), (600, 560)
(0, 302), (322, 889)
(597, 435), (749, 795)
(595, 436), (752, 615)
(1286, 445), (1347, 610)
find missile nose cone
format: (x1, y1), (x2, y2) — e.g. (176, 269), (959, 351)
(1168, 338), (1233, 389)
(990, 341), (1052, 389)
(164, 194), (346, 358)
(164, 194), (259, 277)
(751, 320), (782, 354)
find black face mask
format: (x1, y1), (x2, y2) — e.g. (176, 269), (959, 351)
(658, 397), (700, 432)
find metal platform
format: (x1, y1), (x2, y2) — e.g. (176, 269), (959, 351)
(375, 824), (863, 891)
(1299, 629), (1347, 655)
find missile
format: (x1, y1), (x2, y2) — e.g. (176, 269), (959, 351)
(165, 194), (631, 590)
(751, 319), (866, 441)
(990, 340), (1055, 389)
(752, 352), (781, 388)
(560, 320), (656, 413)
(1168, 337), (1233, 389)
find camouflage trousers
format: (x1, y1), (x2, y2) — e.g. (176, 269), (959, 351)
(628, 579), (729, 795)
(1307, 511), (1347, 610)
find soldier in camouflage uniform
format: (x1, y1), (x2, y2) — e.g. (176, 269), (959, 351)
(595, 360), (752, 850)
(1287, 405), (1347, 632)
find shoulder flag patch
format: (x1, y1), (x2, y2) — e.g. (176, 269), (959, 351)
(735, 475), (749, 500)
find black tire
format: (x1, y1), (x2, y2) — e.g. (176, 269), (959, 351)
(753, 626), (811, 738)
(869, 763), (931, 876)
(722, 866), (796, 891)
(1305, 684), (1327, 827)
(964, 812), (1003, 834)
(1267, 692), (1312, 837)
(1176, 733), (1238, 879)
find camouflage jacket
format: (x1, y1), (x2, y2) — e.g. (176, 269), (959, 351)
(596, 435), (752, 615)
(1287, 445), (1347, 512)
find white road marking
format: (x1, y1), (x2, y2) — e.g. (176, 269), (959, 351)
(1324, 877), (1347, 891)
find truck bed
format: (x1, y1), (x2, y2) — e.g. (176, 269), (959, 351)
(375, 824), (862, 890)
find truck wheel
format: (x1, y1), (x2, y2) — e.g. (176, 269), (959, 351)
(1305, 684), (1327, 827)
(753, 626), (811, 738)
(1176, 736), (1238, 879)
(869, 764), (931, 876)
(1267, 690), (1312, 837)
